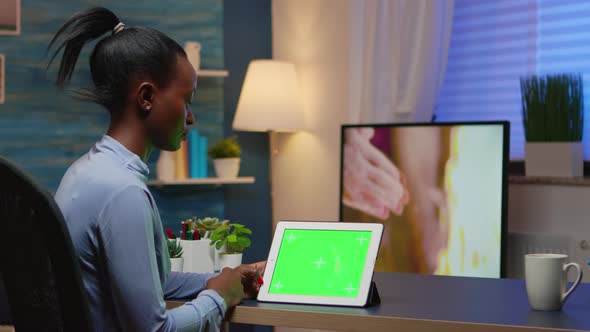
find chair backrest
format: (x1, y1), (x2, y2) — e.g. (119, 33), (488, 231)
(0, 156), (93, 332)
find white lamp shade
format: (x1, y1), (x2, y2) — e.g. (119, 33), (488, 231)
(232, 60), (304, 132)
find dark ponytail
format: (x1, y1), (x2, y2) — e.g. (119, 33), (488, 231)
(47, 7), (119, 87)
(47, 7), (186, 111)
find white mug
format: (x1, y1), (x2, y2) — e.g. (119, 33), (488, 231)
(524, 253), (583, 311)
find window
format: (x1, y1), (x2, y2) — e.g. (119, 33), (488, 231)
(436, 0), (590, 160)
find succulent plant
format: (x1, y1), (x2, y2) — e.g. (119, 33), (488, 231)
(167, 239), (183, 258)
(194, 217), (228, 237)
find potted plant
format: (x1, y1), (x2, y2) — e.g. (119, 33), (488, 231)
(520, 73), (584, 177)
(194, 217), (229, 271)
(167, 239), (184, 272)
(176, 217), (222, 273)
(209, 222), (252, 269)
(208, 136), (241, 178)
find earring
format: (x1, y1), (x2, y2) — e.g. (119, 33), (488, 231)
(145, 105), (152, 111)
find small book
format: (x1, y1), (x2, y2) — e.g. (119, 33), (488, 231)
(199, 136), (208, 178)
(189, 130), (200, 178)
(175, 139), (188, 180)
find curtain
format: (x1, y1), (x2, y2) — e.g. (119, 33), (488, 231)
(349, 0), (454, 123)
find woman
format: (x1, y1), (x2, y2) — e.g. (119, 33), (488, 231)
(49, 7), (262, 331)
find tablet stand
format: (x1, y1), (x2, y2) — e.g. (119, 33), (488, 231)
(365, 281), (381, 307)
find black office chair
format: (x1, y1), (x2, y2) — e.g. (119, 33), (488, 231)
(0, 156), (93, 331)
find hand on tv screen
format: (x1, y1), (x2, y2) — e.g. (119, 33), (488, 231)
(342, 127), (410, 219)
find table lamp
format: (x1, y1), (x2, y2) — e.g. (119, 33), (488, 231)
(232, 60), (304, 132)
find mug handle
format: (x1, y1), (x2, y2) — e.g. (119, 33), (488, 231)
(562, 262), (583, 304)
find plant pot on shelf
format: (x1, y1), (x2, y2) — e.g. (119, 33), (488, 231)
(525, 142), (583, 177)
(219, 253), (243, 269)
(520, 73), (584, 178)
(213, 158), (240, 178)
(170, 257), (184, 272)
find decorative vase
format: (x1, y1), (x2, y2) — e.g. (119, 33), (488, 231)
(170, 257), (184, 272)
(184, 41), (201, 71)
(156, 150), (175, 181)
(180, 239), (215, 273)
(213, 158), (240, 178)
(219, 253), (243, 269)
(525, 142), (583, 177)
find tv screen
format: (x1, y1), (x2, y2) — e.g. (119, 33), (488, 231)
(339, 122), (508, 278)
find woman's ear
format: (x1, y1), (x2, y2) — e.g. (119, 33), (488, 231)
(137, 82), (155, 114)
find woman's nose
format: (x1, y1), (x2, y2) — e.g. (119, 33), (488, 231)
(186, 107), (195, 125)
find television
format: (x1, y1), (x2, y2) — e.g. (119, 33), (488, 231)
(339, 121), (509, 278)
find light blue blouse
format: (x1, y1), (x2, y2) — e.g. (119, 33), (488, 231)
(55, 135), (226, 332)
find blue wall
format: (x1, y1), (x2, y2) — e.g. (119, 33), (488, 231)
(0, 0), (227, 232)
(223, 1), (272, 330)
(223, 0), (272, 265)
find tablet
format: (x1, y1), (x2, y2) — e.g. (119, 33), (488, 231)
(257, 221), (383, 307)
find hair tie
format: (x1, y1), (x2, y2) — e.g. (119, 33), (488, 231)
(112, 22), (125, 35)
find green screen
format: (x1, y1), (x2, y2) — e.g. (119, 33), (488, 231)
(269, 229), (372, 297)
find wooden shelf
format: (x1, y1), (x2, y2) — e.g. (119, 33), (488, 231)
(197, 69), (229, 77)
(147, 176), (254, 187)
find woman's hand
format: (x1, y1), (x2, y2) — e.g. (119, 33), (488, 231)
(235, 261), (266, 299)
(206, 267), (245, 308)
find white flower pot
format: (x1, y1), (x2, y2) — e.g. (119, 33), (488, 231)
(525, 142), (583, 177)
(213, 158), (240, 178)
(180, 239), (215, 273)
(219, 253), (243, 269)
(213, 243), (226, 272)
(170, 257), (184, 272)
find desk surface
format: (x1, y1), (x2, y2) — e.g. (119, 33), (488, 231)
(222, 272), (590, 331)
